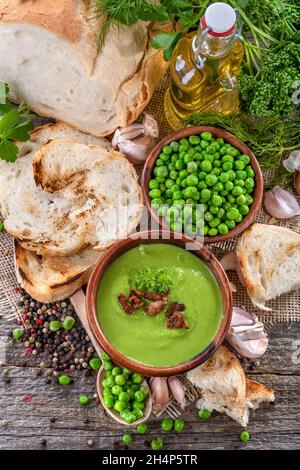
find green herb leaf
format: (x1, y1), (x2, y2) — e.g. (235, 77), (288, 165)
(0, 109), (20, 136)
(150, 32), (182, 61)
(0, 139), (18, 162)
(6, 120), (34, 141)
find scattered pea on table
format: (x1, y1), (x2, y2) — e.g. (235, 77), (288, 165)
(198, 409), (212, 419)
(122, 434), (133, 444)
(240, 430), (250, 442)
(161, 418), (173, 431)
(79, 395), (90, 405)
(174, 418), (185, 433)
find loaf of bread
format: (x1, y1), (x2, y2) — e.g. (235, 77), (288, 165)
(236, 223), (300, 310)
(0, 0), (167, 136)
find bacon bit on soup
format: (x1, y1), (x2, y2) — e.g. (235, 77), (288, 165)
(117, 294), (134, 314)
(165, 302), (189, 330)
(143, 294), (168, 317)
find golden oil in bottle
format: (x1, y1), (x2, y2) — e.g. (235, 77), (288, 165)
(165, 2), (244, 129)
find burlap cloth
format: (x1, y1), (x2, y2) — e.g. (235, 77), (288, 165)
(0, 74), (299, 417)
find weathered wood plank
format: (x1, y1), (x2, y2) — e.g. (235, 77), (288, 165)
(0, 322), (299, 450)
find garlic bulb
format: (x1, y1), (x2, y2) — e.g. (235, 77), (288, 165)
(168, 377), (186, 408)
(112, 113), (159, 164)
(149, 377), (169, 410)
(227, 307), (268, 359)
(264, 186), (300, 219)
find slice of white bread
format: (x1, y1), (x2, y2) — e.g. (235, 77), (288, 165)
(236, 223), (300, 310)
(14, 240), (102, 303)
(187, 345), (274, 427)
(0, 136), (142, 256)
(0, 1), (167, 136)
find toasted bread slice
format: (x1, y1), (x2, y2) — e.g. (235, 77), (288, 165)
(187, 345), (274, 427)
(0, 137), (142, 256)
(236, 223), (300, 310)
(14, 240), (102, 303)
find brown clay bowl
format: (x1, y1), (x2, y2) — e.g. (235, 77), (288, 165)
(141, 126), (264, 244)
(97, 366), (152, 426)
(86, 230), (233, 377)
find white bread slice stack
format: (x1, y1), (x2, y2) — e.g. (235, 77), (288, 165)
(187, 345), (274, 427)
(0, 0), (167, 136)
(236, 223), (300, 310)
(0, 128), (142, 257)
(0, 122), (142, 302)
(14, 240), (102, 303)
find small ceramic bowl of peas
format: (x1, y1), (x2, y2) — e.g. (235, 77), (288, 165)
(141, 126), (263, 243)
(97, 354), (152, 427)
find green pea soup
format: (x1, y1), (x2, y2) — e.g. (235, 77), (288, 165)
(97, 244), (222, 367)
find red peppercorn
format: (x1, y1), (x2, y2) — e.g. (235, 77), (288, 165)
(24, 347), (33, 356)
(15, 287), (22, 293)
(17, 320), (23, 326)
(23, 314), (29, 321)
(23, 394), (32, 402)
(36, 319), (43, 326)
(30, 328), (35, 334)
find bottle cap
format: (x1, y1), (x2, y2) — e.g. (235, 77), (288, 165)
(202, 2), (236, 37)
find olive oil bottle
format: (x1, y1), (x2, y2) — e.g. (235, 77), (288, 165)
(165, 2), (244, 129)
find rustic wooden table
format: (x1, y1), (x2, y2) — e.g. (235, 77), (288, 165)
(0, 318), (299, 450)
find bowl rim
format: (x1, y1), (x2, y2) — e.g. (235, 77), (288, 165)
(86, 230), (233, 377)
(141, 125), (264, 244)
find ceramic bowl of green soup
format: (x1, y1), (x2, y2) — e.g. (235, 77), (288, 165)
(86, 231), (232, 376)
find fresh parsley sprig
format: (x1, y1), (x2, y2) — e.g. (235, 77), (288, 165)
(0, 82), (33, 163)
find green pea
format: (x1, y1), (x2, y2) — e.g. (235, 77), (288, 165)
(172, 190), (183, 201)
(118, 391), (130, 403)
(151, 438), (163, 450)
(235, 179), (245, 188)
(236, 170), (247, 180)
(114, 400), (126, 412)
(218, 223), (229, 235)
(205, 174), (218, 187)
(246, 167), (255, 177)
(122, 434), (133, 444)
(198, 181), (207, 190)
(225, 219), (236, 229)
(114, 374), (126, 386)
(157, 166), (168, 179)
(101, 352), (110, 362)
(136, 423), (148, 434)
(162, 145), (172, 155)
(132, 400), (145, 410)
(222, 161), (233, 171)
(103, 395), (115, 408)
(220, 145), (227, 155)
(209, 217), (221, 228)
(245, 194), (253, 205)
(201, 131), (212, 141)
(157, 205), (168, 217)
(62, 316), (75, 331)
(165, 178), (174, 189)
(227, 147), (239, 157)
(105, 376), (115, 387)
(149, 188), (161, 199)
(161, 418), (173, 431)
(206, 144), (216, 154)
(133, 408), (144, 419)
(239, 205), (250, 215)
(160, 183), (166, 193)
(58, 375), (71, 385)
(13, 328), (23, 340)
(174, 419), (185, 433)
(217, 208), (225, 218)
(198, 409), (212, 419)
(213, 159), (221, 168)
(0, 220), (4, 232)
(240, 431), (250, 442)
(225, 181), (234, 191)
(211, 194), (222, 207)
(151, 197), (163, 207)
(156, 158), (164, 167)
(228, 170), (236, 181)
(200, 160), (212, 172)
(208, 228), (218, 236)
(232, 186), (243, 197)
(189, 135), (200, 145)
(227, 194), (235, 204)
(183, 153), (194, 165)
(194, 152), (202, 161)
(133, 390), (144, 402)
(132, 373), (143, 384)
(245, 177), (255, 189)
(49, 320), (61, 332)
(169, 170), (178, 180)
(183, 186), (199, 200)
(112, 385), (123, 396)
(175, 159), (185, 170)
(226, 207), (240, 220)
(170, 141), (179, 152)
(235, 213), (243, 223)
(204, 211), (213, 222)
(179, 138), (189, 149)
(209, 205), (219, 215)
(89, 358), (101, 370)
(211, 168), (220, 176)
(160, 152), (170, 162)
(186, 175), (198, 187)
(236, 195), (246, 206)
(203, 226), (209, 235)
(240, 154), (251, 165)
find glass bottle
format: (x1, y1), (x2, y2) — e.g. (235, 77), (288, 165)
(164, 2), (244, 129)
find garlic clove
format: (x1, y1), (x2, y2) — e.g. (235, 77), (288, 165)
(168, 377), (186, 409)
(264, 186), (300, 219)
(220, 252), (237, 271)
(112, 124), (145, 147)
(229, 281), (237, 293)
(118, 139), (154, 165)
(231, 307), (256, 327)
(149, 377), (169, 410)
(283, 150), (300, 173)
(143, 113), (159, 138)
(227, 307), (268, 358)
